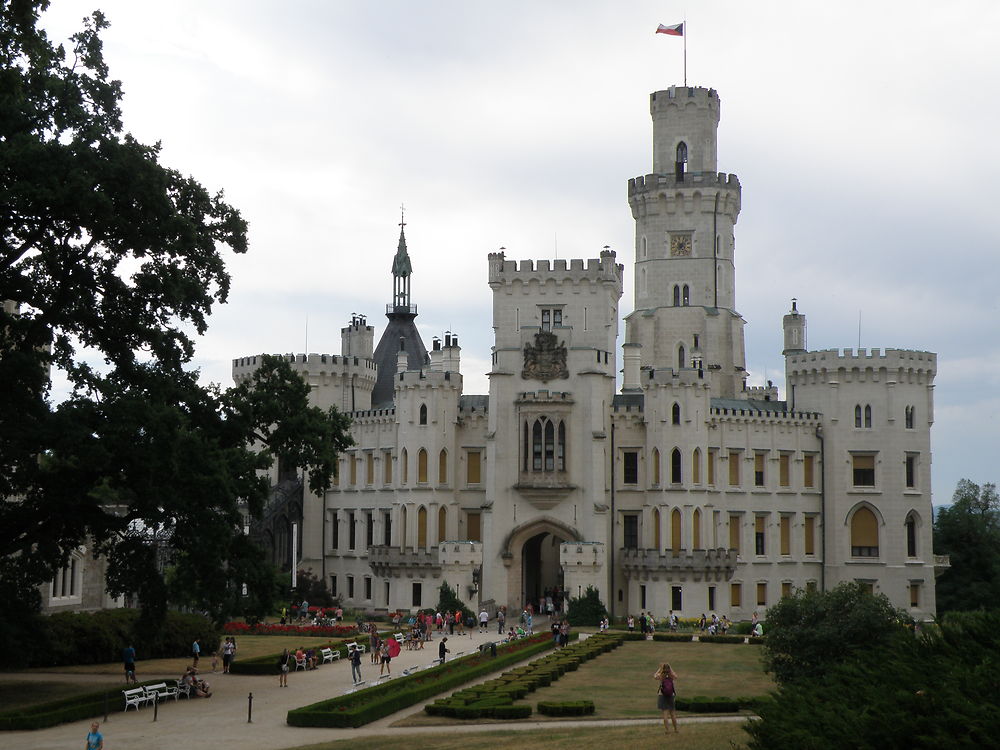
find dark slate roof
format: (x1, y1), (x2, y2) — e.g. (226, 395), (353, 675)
(371, 311), (428, 408)
(613, 393), (645, 410)
(459, 395), (489, 413)
(392, 227), (412, 277)
(710, 397), (790, 413)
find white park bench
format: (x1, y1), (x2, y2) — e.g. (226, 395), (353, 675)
(144, 682), (179, 703)
(294, 653), (308, 671)
(346, 642), (366, 654)
(123, 687), (151, 711)
(320, 647), (339, 664)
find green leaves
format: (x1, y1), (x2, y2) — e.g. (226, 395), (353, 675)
(934, 480), (1000, 614)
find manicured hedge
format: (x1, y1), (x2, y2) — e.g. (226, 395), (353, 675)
(0, 680), (167, 731)
(287, 633), (557, 727)
(538, 700), (595, 716)
(230, 633), (385, 675)
(223, 622), (358, 638)
(696, 634), (747, 644)
(652, 632), (694, 643)
(676, 695), (762, 713)
(3, 609), (219, 669)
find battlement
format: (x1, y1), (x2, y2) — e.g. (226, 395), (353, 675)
(515, 390), (575, 405)
(396, 368), (463, 389)
(349, 407), (396, 422)
(438, 541), (483, 567)
(488, 250), (623, 287)
(786, 348), (937, 377)
(628, 171), (740, 196)
(232, 352), (378, 382)
(709, 404), (821, 423)
(560, 541), (605, 569)
(642, 367), (711, 388)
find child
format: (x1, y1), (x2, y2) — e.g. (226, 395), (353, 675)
(210, 651), (219, 673)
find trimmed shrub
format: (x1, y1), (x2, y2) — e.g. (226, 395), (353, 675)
(0, 680), (168, 731)
(538, 700), (595, 716)
(676, 695), (741, 713)
(493, 704), (532, 719)
(697, 634), (747, 644)
(652, 632), (694, 643)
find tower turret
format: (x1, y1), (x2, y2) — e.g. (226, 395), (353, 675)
(782, 299), (807, 356)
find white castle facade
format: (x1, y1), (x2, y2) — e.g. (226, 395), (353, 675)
(234, 85), (944, 621)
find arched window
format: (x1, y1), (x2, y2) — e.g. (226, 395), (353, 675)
(641, 235), (648, 258)
(417, 506), (428, 548)
(558, 421), (566, 471)
(682, 284), (690, 306)
(438, 506), (447, 543)
(864, 405), (872, 428)
(640, 267), (647, 295)
(672, 402), (681, 425)
(653, 507), (661, 549)
(671, 508), (682, 552)
(675, 141), (688, 180)
(417, 448), (428, 483)
(905, 512), (918, 557)
(419, 404), (427, 425)
(850, 506), (879, 557)
(854, 405), (863, 428)
(677, 345), (686, 370)
(526, 417), (566, 473)
(523, 422), (529, 471)
(399, 506), (407, 548)
(692, 448), (702, 484)
(671, 448), (682, 484)
(438, 449), (448, 484)
(651, 448), (661, 485)
(693, 508), (702, 550)
(905, 405), (915, 429)
(672, 285), (681, 306)
(401, 448), (408, 484)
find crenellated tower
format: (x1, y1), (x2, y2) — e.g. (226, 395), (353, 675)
(624, 86), (746, 398)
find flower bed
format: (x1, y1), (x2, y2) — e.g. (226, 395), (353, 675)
(286, 633), (556, 728)
(223, 622), (358, 638)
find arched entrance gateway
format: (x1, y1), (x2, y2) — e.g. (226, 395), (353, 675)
(500, 518), (581, 614)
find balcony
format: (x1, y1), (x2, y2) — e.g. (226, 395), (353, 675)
(367, 545), (440, 576)
(515, 471), (576, 509)
(619, 547), (738, 582)
(933, 554), (951, 576)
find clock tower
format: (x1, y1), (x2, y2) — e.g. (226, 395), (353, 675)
(624, 86), (746, 397)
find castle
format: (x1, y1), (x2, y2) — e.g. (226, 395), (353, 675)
(234, 84), (943, 621)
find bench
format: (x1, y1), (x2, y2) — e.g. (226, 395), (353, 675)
(346, 642), (366, 654)
(123, 687), (151, 711)
(394, 632), (405, 643)
(375, 673), (392, 682)
(144, 682), (179, 703)
(174, 679), (192, 699)
(294, 653), (308, 671)
(320, 647), (339, 664)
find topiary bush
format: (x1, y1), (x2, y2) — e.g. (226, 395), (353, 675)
(566, 585), (607, 626)
(538, 700), (595, 716)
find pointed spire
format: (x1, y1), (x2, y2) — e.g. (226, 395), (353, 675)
(392, 204), (411, 278)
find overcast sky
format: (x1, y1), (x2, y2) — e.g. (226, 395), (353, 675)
(42, 1), (1000, 507)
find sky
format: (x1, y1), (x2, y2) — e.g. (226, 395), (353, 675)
(40, 1), (1000, 507)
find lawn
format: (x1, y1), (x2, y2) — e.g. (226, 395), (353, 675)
(394, 639), (773, 726)
(281, 720), (751, 750)
(0, 680), (107, 712)
(26, 635), (339, 677)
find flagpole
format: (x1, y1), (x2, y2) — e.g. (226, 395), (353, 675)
(683, 19), (687, 86)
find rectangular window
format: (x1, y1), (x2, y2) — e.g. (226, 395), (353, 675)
(384, 451), (393, 484)
(332, 461), (340, 486)
(541, 308), (551, 331)
(467, 450), (482, 484)
(366, 453), (374, 485)
(347, 576), (355, 599)
(754, 516), (766, 556)
(330, 575), (337, 597)
(412, 582), (422, 607)
(779, 454), (790, 487)
(467, 512), (482, 542)
(729, 515), (741, 553)
(730, 583), (742, 608)
(348, 511), (356, 550)
(905, 454), (916, 488)
(804, 516), (816, 555)
(782, 582), (792, 598)
(640, 584), (647, 610)
(910, 583), (920, 608)
(707, 450), (716, 486)
(366, 513), (373, 548)
(671, 585), (682, 611)
(728, 450), (741, 486)
(859, 581), (875, 595)
(623, 451), (639, 485)
(853, 454), (876, 487)
(906, 519), (917, 557)
(780, 515), (791, 555)
(623, 514), (639, 549)
(754, 452), (766, 487)
(806, 580), (817, 593)
(332, 513), (340, 550)
(708, 586), (716, 611)
(364, 576), (372, 600)
(383, 512), (392, 546)
(804, 454), (815, 488)
(349, 456), (357, 486)
(384, 581), (390, 606)
(756, 582), (767, 607)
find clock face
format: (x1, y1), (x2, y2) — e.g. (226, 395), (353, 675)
(670, 234), (692, 257)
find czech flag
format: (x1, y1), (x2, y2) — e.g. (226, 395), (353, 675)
(656, 23), (683, 36)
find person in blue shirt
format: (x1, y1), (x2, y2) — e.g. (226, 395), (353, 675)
(122, 644), (137, 683)
(85, 721), (104, 750)
(192, 638), (201, 666)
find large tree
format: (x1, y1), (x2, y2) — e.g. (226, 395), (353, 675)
(0, 1), (349, 629)
(933, 478), (1000, 614)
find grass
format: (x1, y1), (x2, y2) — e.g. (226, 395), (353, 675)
(394, 639), (773, 726)
(0, 680), (107, 712)
(24, 635), (339, 676)
(280, 721), (751, 750)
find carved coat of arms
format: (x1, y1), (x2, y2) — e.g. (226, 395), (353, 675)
(522, 331), (569, 382)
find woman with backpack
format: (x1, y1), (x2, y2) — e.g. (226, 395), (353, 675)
(653, 662), (679, 734)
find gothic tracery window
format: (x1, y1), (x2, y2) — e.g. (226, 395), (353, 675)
(523, 416), (567, 473)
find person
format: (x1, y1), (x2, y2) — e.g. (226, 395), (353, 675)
(370, 630), (380, 665)
(752, 621), (764, 637)
(640, 612), (648, 635)
(300, 599), (309, 622)
(278, 648), (291, 687)
(222, 636), (235, 673)
(654, 662), (679, 734)
(349, 644), (363, 683)
(479, 608), (489, 633)
(305, 647), (318, 669)
(699, 613), (707, 632)
(497, 607), (506, 635)
(210, 650), (219, 672)
(379, 641), (391, 675)
(280, 606), (287, 625)
(627, 614), (635, 632)
(122, 644), (137, 684)
(191, 638), (200, 666)
(86, 721), (104, 750)
(182, 666), (211, 697)
(439, 636), (450, 663)
(551, 619), (561, 646)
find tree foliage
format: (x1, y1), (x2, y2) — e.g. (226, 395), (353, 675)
(746, 610), (1000, 750)
(760, 581), (910, 686)
(434, 581), (473, 621)
(933, 479), (1000, 614)
(0, 2), (350, 631)
(566, 585), (607, 626)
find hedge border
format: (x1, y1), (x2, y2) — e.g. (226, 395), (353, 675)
(0, 680), (171, 731)
(230, 632), (390, 675)
(286, 633), (557, 727)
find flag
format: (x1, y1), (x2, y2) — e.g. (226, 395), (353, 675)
(656, 23), (683, 36)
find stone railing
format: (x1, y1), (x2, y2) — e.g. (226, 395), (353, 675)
(618, 547), (738, 582)
(367, 545), (440, 576)
(933, 554), (951, 575)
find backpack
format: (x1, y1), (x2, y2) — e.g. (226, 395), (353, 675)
(660, 677), (675, 697)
